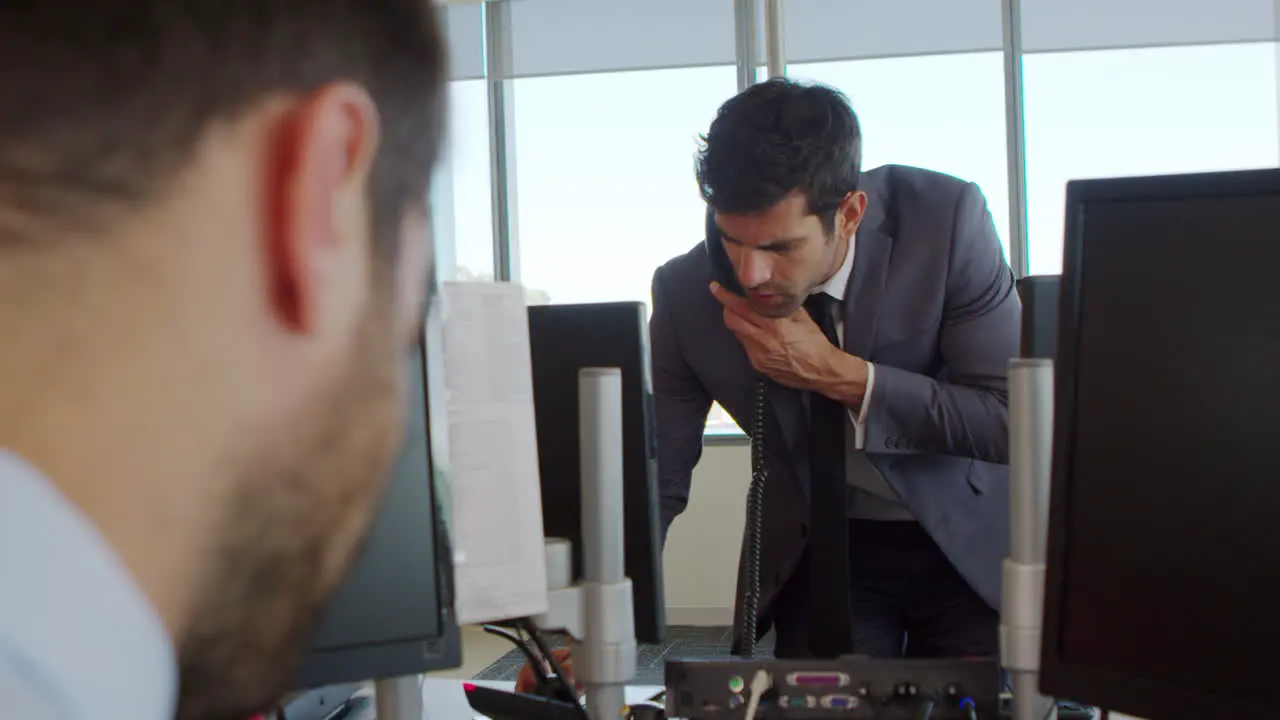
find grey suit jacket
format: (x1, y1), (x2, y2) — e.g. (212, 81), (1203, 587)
(649, 164), (1020, 647)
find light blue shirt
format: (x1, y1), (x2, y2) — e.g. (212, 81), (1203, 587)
(0, 451), (177, 720)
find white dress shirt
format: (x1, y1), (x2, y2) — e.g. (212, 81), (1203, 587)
(808, 238), (913, 519)
(808, 234), (876, 449)
(0, 451), (177, 720)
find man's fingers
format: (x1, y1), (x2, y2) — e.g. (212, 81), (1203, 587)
(709, 281), (754, 315)
(711, 281), (772, 331)
(708, 281), (741, 308)
(788, 303), (817, 326)
(722, 307), (762, 339)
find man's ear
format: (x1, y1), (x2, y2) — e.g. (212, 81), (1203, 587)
(266, 82), (380, 336)
(837, 191), (868, 240)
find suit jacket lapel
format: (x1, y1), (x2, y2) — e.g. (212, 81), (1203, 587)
(843, 229), (893, 360)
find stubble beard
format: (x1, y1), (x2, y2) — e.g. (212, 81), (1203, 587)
(174, 305), (406, 720)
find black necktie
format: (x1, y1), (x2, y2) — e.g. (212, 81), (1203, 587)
(803, 293), (852, 658)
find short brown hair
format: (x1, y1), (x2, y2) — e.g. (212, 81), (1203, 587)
(0, 1), (448, 259)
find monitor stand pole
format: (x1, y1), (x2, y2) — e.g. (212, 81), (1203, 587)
(374, 368), (636, 720)
(537, 368), (638, 720)
(375, 675), (423, 720)
(1002, 359), (1056, 720)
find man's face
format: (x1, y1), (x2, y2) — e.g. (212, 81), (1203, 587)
(715, 190), (865, 318)
(173, 87), (436, 719)
(177, 220), (432, 720)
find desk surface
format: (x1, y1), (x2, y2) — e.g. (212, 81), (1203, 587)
(419, 678), (664, 719)
(382, 679), (1147, 720)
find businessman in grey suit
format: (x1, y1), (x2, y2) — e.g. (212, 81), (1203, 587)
(651, 78), (1020, 659)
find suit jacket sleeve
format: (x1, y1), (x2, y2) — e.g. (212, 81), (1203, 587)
(650, 264), (713, 546)
(864, 182), (1020, 464)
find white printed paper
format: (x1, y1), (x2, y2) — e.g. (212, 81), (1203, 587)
(441, 281), (549, 625)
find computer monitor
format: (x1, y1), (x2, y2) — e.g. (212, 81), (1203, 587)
(1041, 168), (1280, 719)
(293, 306), (461, 689)
(1015, 275), (1059, 359)
(527, 301), (665, 644)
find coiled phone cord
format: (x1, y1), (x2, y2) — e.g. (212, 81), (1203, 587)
(738, 377), (769, 658)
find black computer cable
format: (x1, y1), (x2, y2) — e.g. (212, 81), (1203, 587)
(738, 377), (769, 658)
(517, 617), (590, 720)
(481, 624), (543, 677)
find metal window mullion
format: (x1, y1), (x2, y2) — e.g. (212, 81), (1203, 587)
(733, 0), (758, 91)
(764, 0), (786, 79)
(484, 0), (520, 283)
(1002, 0), (1030, 277)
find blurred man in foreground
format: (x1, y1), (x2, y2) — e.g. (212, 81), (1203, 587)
(0, 3), (448, 719)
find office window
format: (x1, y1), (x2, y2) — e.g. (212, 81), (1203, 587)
(511, 65), (737, 305)
(788, 53), (1011, 261)
(433, 80), (495, 282)
(509, 66), (741, 434)
(1022, 42), (1279, 275)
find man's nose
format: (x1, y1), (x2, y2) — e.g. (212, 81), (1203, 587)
(738, 249), (773, 289)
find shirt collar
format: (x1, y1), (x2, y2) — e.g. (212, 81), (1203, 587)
(811, 233), (856, 302)
(0, 450), (177, 720)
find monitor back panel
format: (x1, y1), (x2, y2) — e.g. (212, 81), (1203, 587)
(1016, 274), (1060, 359)
(1041, 168), (1280, 719)
(527, 302), (665, 644)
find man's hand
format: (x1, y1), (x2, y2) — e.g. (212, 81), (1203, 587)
(710, 282), (869, 405)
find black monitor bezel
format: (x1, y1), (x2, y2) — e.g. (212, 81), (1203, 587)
(1041, 167), (1280, 719)
(526, 300), (666, 644)
(293, 306), (462, 689)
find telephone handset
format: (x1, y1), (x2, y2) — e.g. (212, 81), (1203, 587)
(704, 205), (745, 296)
(704, 205), (768, 658)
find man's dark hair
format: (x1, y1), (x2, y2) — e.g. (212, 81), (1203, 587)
(0, 1), (447, 261)
(696, 78), (861, 232)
